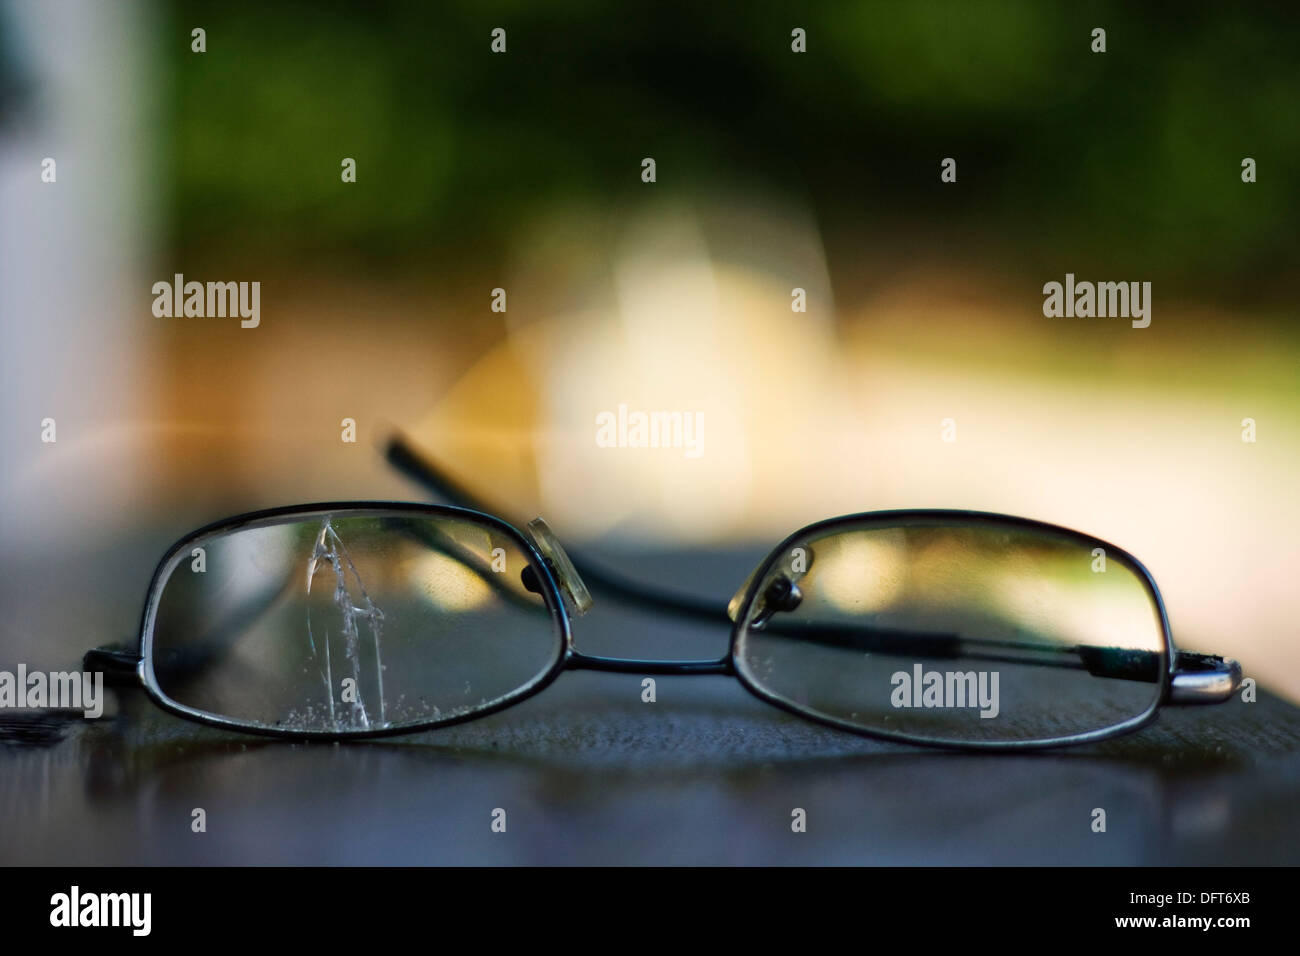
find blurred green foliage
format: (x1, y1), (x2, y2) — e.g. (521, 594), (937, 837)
(164, 0), (1299, 301)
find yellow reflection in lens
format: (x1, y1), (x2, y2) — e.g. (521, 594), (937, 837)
(804, 526), (1162, 653)
(811, 531), (906, 613)
(990, 567), (1161, 651)
(406, 552), (493, 612)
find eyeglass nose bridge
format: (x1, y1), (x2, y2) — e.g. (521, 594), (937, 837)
(524, 517), (593, 617)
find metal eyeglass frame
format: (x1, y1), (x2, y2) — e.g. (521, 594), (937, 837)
(82, 432), (1243, 751)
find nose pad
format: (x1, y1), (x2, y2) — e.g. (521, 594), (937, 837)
(748, 576), (803, 629)
(729, 544), (814, 626)
(523, 517), (593, 616)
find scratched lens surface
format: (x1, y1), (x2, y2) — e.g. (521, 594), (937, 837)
(733, 517), (1168, 746)
(147, 510), (564, 733)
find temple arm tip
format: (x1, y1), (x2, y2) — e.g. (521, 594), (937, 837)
(1168, 651), (1242, 705)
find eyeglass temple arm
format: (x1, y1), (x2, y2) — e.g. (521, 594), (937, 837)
(387, 434), (1246, 704)
(83, 647), (144, 687)
(745, 614), (1241, 704)
(385, 432), (728, 623)
(1168, 651), (1243, 704)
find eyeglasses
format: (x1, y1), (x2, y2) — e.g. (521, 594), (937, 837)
(83, 436), (1241, 750)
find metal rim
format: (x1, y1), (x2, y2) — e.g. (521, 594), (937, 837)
(136, 501), (574, 740)
(727, 508), (1173, 751)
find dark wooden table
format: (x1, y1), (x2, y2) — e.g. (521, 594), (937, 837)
(2, 545), (1295, 865)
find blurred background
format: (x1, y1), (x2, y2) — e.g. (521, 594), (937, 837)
(1, 0), (1297, 700)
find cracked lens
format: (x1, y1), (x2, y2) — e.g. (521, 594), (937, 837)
(149, 510), (565, 734)
(306, 517), (386, 730)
